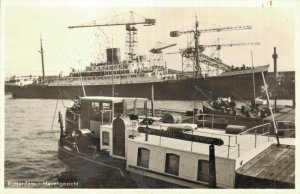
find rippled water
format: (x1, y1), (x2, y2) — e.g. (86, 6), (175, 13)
(5, 96), (74, 187)
(4, 95), (292, 188)
(4, 95), (205, 188)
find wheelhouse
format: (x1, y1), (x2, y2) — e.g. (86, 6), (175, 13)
(79, 96), (148, 137)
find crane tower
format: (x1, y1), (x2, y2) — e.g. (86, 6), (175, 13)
(170, 18), (253, 77)
(68, 11), (155, 61)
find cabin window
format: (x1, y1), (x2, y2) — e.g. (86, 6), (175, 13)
(197, 160), (210, 183)
(90, 102), (100, 120)
(137, 148), (150, 168)
(102, 102), (111, 110)
(99, 102), (112, 123)
(165, 153), (180, 176)
(114, 102), (123, 115)
(102, 131), (109, 146)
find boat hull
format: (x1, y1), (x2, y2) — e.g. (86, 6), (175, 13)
(57, 143), (189, 188)
(5, 71), (266, 100)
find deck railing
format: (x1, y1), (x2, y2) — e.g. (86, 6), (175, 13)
(194, 117), (275, 158)
(239, 123), (272, 148)
(197, 114), (228, 129)
(66, 106), (292, 158)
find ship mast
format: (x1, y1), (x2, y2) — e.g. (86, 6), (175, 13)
(38, 35), (45, 83)
(111, 38), (114, 97)
(251, 51), (256, 106)
(194, 16), (200, 77)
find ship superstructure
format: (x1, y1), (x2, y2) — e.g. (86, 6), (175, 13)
(45, 48), (177, 87)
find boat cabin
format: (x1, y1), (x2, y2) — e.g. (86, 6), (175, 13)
(70, 96), (290, 188)
(78, 96), (148, 159)
(125, 124), (284, 188)
(5, 75), (38, 86)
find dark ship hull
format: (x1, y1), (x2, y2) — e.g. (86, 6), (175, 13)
(57, 142), (189, 188)
(5, 66), (268, 100)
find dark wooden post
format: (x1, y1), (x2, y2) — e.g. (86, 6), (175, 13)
(209, 144), (217, 188)
(292, 78), (295, 108)
(145, 125), (148, 142)
(58, 111), (64, 144)
(273, 47), (278, 112)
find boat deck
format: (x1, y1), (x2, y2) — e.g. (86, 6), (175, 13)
(135, 127), (268, 157)
(263, 106), (295, 137)
(263, 106), (295, 123)
(235, 144), (295, 188)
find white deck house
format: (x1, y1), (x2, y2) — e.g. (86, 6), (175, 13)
(97, 117), (291, 188)
(5, 75), (38, 86)
(77, 96), (294, 188)
(125, 125), (284, 188)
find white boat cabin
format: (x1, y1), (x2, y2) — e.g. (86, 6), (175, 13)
(5, 75), (38, 86)
(76, 96), (286, 188)
(78, 96), (148, 159)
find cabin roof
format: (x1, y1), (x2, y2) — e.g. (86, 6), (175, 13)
(80, 96), (148, 103)
(130, 126), (294, 164)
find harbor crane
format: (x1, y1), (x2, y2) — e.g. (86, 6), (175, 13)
(149, 42), (177, 54)
(149, 42), (177, 67)
(68, 11), (155, 61)
(170, 19), (252, 76)
(199, 42), (260, 60)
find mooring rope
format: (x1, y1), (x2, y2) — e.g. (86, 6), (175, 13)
(50, 98), (59, 136)
(62, 89), (77, 102)
(58, 89), (67, 108)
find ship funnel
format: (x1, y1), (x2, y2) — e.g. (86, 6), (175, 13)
(106, 48), (121, 65)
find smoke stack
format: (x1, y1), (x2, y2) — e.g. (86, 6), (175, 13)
(106, 48), (121, 65)
(272, 47), (278, 78)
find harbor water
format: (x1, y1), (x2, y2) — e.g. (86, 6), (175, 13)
(4, 95), (293, 188)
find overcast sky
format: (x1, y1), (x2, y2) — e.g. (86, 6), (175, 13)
(2, 0), (298, 78)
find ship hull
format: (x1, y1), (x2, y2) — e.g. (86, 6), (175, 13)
(57, 143), (193, 188)
(5, 71), (266, 100)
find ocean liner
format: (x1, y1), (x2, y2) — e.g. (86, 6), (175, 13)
(5, 13), (270, 100)
(5, 54), (269, 100)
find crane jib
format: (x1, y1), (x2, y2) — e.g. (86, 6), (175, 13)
(137, 127), (224, 146)
(68, 19), (155, 29)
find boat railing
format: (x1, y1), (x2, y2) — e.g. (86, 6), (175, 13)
(197, 113), (228, 129)
(239, 123), (271, 135)
(238, 123), (273, 149)
(195, 118), (274, 158)
(151, 108), (186, 117)
(127, 109), (277, 158)
(228, 123), (272, 157)
(126, 108), (186, 117)
(193, 129), (238, 158)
